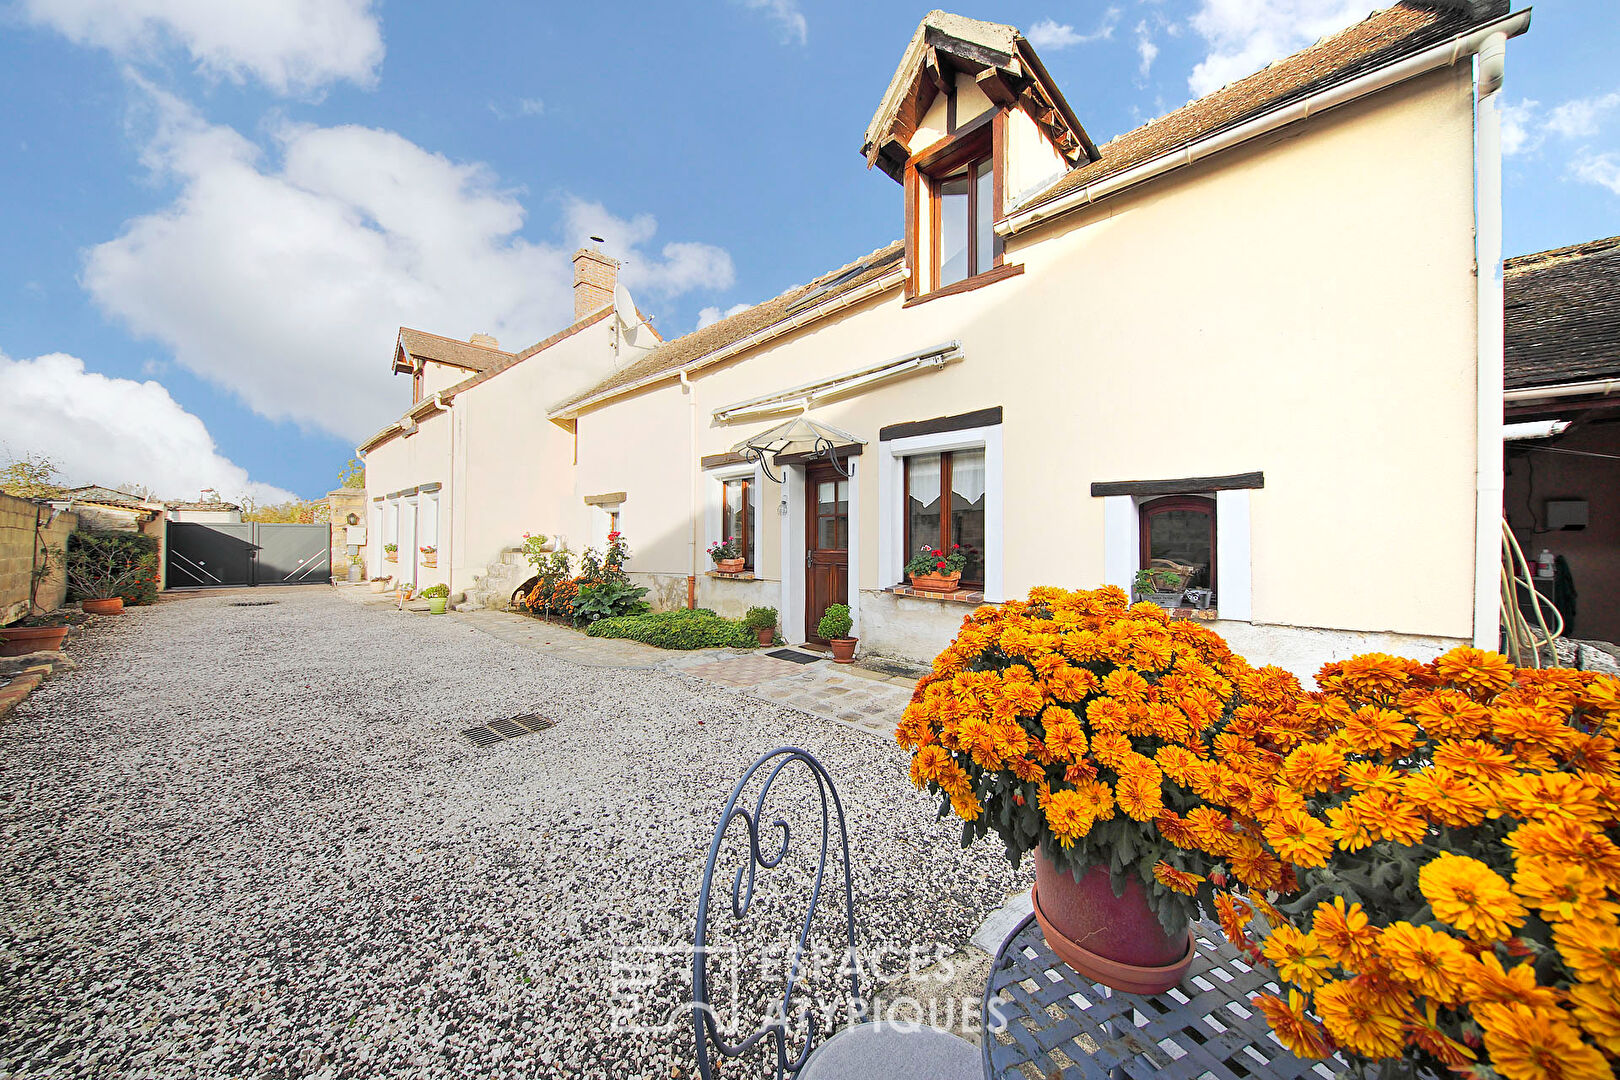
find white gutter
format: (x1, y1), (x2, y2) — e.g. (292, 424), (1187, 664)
(550, 266), (909, 419)
(712, 341), (962, 422)
(1473, 30), (1509, 650)
(997, 10), (1532, 237)
(1504, 378), (1620, 402)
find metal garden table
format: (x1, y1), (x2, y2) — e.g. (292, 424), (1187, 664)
(981, 912), (1347, 1080)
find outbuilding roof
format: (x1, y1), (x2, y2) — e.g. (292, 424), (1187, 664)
(1504, 235), (1620, 391)
(56, 485), (156, 509)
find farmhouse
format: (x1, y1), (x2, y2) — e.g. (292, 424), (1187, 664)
(361, 1), (1529, 677)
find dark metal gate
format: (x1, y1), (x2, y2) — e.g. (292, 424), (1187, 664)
(167, 522), (330, 588)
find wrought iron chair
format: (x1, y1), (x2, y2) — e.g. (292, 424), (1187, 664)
(693, 746), (980, 1080)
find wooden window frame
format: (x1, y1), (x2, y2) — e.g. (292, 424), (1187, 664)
(722, 477), (753, 570)
(909, 114), (1008, 299)
(1139, 495), (1217, 592)
(903, 450), (984, 590)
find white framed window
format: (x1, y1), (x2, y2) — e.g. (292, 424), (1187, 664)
(1103, 489), (1251, 620)
(705, 463), (763, 572)
(878, 423), (1003, 600)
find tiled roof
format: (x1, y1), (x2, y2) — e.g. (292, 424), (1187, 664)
(1028, 3), (1504, 213)
(548, 3), (1510, 417)
(58, 485), (153, 509)
(1504, 235), (1620, 391)
(437, 307), (615, 404)
(549, 242), (905, 415)
(167, 500), (243, 511)
(397, 328), (514, 372)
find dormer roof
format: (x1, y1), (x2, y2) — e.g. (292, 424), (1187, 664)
(861, 10), (1097, 182)
(393, 327), (514, 375)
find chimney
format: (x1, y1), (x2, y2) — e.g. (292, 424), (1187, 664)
(572, 247), (619, 322)
(468, 332), (500, 349)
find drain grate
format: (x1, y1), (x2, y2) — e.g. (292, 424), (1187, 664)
(230, 600), (280, 607)
(462, 714), (559, 746)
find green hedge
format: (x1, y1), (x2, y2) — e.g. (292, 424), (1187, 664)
(66, 530), (161, 606)
(585, 609), (758, 649)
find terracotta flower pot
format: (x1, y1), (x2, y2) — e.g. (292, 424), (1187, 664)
(421, 556), (437, 567)
(82, 597), (124, 615)
(755, 627), (774, 646)
(1, 624), (70, 657)
(1031, 849), (1194, 994)
(385, 553), (398, 562)
(909, 571), (962, 593)
(715, 557), (745, 573)
(828, 637), (857, 663)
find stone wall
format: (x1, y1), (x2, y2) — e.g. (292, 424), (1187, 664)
(327, 489), (367, 582)
(0, 494), (79, 622)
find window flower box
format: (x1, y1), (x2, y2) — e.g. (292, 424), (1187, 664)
(908, 571), (962, 593)
(420, 545), (437, 568)
(715, 557), (745, 573)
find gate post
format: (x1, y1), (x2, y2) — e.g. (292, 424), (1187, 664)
(327, 489), (366, 583)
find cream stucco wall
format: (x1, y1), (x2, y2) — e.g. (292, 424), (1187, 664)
(363, 314), (630, 595)
(570, 67), (1481, 672)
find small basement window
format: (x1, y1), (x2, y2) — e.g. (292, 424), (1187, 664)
(1139, 495), (1215, 599)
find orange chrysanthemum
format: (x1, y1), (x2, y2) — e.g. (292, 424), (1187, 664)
(1312, 897), (1378, 968)
(1473, 1002), (1612, 1080)
(1434, 647), (1516, 697)
(1252, 991), (1332, 1059)
(1375, 921), (1468, 1004)
(1420, 853), (1527, 943)
(1314, 978), (1409, 1059)
(1152, 861), (1203, 895)
(1263, 924), (1334, 990)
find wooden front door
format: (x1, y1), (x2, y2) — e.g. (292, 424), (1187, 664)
(805, 463), (850, 644)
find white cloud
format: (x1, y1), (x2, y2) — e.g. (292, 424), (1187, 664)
(1186, 0), (1366, 97)
(695, 303), (750, 330)
(518, 98), (546, 116)
(1571, 151), (1620, 195)
(22, 0), (383, 95)
(1499, 98), (1541, 156)
(1136, 21), (1160, 79)
(560, 198), (735, 299)
(0, 350), (296, 504)
(738, 0), (807, 45)
(1547, 91), (1620, 140)
(83, 90), (735, 444)
(1027, 10), (1121, 51)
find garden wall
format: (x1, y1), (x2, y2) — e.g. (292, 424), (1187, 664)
(0, 493), (80, 621)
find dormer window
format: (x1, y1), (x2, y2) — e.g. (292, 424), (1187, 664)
(860, 12), (1101, 304)
(933, 146), (996, 288)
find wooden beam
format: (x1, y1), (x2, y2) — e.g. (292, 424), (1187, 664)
(880, 407), (1002, 442)
(975, 67), (1018, 107)
(1090, 473), (1265, 498)
(922, 48), (952, 99)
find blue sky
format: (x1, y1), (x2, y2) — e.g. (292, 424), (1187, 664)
(1, 1), (1615, 502)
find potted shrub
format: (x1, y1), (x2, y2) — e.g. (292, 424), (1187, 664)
(520, 532), (554, 559)
(744, 606), (777, 646)
(419, 545), (437, 568)
(906, 543), (967, 593)
(383, 543), (398, 563)
(64, 538), (152, 615)
(1203, 648), (1620, 1075)
(707, 537), (745, 574)
(345, 555), (363, 583)
(899, 585), (1262, 994)
(419, 583), (449, 614)
(818, 603), (856, 663)
(1132, 566), (1186, 608)
(369, 575), (391, 593)
(1, 613), (70, 656)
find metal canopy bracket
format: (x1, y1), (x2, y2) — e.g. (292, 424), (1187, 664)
(733, 417), (862, 484)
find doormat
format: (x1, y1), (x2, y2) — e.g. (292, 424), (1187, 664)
(462, 713), (557, 746)
(766, 649), (823, 664)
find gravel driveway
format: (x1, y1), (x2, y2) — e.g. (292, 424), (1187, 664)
(0, 589), (1024, 1079)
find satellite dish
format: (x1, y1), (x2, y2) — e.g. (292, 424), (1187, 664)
(612, 283), (655, 356)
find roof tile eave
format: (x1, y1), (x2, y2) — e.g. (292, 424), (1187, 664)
(550, 241), (906, 416)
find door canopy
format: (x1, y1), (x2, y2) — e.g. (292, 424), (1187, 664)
(731, 416), (862, 483)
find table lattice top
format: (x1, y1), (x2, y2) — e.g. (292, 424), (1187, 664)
(981, 913), (1348, 1080)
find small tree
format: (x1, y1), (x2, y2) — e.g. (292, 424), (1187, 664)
(338, 457), (365, 490)
(0, 453), (64, 500)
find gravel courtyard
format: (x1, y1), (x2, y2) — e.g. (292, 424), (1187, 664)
(0, 589), (1024, 1079)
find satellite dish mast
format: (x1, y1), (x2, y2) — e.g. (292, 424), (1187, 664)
(612, 283), (654, 357)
